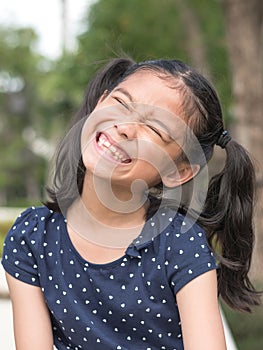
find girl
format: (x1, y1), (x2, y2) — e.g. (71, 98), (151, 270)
(2, 58), (261, 350)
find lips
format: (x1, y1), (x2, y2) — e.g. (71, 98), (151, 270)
(96, 132), (132, 163)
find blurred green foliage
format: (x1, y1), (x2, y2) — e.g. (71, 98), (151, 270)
(222, 301), (263, 350)
(0, 0), (232, 206)
(0, 221), (12, 256)
(0, 2), (262, 348)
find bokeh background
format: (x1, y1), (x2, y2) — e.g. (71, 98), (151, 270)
(0, 0), (262, 349)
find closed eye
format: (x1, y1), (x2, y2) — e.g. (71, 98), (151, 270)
(147, 125), (162, 138)
(113, 97), (130, 111)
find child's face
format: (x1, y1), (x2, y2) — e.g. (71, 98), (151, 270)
(81, 71), (195, 192)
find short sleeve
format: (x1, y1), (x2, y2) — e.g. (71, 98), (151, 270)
(166, 216), (218, 294)
(1, 207), (41, 286)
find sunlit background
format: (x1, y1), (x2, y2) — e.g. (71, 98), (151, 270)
(0, 1), (262, 349)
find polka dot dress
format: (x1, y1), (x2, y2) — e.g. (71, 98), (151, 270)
(2, 206), (217, 349)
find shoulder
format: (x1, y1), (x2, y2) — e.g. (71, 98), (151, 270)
(3, 206), (64, 248)
(164, 211), (210, 249)
(160, 211), (218, 294)
(2, 206), (65, 286)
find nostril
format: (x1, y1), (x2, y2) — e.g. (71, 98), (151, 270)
(115, 124), (129, 139)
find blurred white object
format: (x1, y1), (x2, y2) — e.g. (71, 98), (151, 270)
(221, 306), (239, 350)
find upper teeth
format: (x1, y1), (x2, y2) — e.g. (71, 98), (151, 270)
(98, 134), (129, 162)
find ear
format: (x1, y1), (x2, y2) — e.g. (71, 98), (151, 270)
(162, 163), (200, 188)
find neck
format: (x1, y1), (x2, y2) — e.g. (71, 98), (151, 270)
(78, 172), (149, 227)
(66, 173), (149, 248)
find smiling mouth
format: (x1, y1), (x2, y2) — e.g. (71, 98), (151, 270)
(96, 132), (132, 163)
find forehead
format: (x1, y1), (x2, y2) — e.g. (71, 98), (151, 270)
(116, 70), (184, 114)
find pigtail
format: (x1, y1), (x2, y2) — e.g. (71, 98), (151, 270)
(202, 140), (261, 311)
(45, 57), (135, 212)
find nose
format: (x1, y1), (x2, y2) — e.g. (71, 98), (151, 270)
(114, 122), (139, 140)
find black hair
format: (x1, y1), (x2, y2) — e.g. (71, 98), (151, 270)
(45, 57), (261, 312)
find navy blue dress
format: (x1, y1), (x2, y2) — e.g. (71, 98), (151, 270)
(2, 206), (217, 350)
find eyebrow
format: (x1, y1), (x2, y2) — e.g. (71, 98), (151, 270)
(114, 88), (134, 103)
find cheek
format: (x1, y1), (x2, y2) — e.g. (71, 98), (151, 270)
(137, 141), (179, 176)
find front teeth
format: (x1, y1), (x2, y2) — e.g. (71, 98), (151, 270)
(98, 134), (129, 162)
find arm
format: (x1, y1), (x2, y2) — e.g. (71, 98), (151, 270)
(177, 270), (226, 350)
(6, 272), (53, 350)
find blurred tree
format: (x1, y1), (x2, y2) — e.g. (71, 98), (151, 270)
(0, 27), (52, 205)
(221, 0), (263, 280)
(69, 0), (231, 116)
(0, 0), (233, 208)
